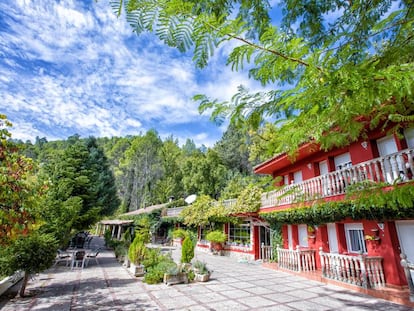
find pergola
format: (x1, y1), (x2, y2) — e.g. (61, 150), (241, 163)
(96, 219), (134, 240)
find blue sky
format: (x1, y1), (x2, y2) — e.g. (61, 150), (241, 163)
(0, 0), (267, 147)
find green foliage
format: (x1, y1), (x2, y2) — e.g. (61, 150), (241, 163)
(0, 232), (57, 274)
(230, 185), (262, 214)
(133, 215), (152, 243)
(142, 249), (176, 284)
(172, 228), (187, 239)
(114, 242), (129, 260)
(206, 230), (227, 243)
(104, 229), (112, 246)
(193, 260), (209, 274)
(180, 195), (215, 227)
(111, 0), (414, 157)
(128, 234), (147, 265)
(181, 236), (195, 263)
(261, 183), (414, 225)
(0, 115), (44, 246)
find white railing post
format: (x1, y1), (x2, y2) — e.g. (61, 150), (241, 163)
(400, 253), (414, 302)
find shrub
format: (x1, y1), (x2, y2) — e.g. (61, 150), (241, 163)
(143, 255), (176, 284)
(172, 228), (187, 239)
(128, 235), (147, 265)
(181, 236), (195, 263)
(0, 232), (58, 297)
(206, 230), (227, 243)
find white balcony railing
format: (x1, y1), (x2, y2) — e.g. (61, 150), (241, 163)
(277, 245), (316, 272)
(261, 148), (414, 208)
(164, 148), (414, 217)
(319, 248), (385, 288)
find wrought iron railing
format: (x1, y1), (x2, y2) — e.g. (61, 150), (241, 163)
(319, 248), (385, 288)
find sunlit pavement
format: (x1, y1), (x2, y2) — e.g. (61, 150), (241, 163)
(0, 236), (412, 311)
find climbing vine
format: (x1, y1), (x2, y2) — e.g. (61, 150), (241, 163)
(260, 182), (414, 225)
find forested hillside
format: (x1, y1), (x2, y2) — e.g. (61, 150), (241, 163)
(16, 124), (272, 215)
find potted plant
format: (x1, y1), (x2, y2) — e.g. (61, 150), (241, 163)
(193, 260), (211, 282)
(163, 263), (189, 285)
(128, 235), (147, 276)
(206, 230), (227, 255)
(172, 228), (187, 246)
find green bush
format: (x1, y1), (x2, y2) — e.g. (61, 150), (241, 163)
(181, 236), (195, 263)
(0, 232), (58, 297)
(114, 242), (128, 260)
(172, 228), (187, 239)
(142, 248), (162, 269)
(128, 235), (147, 265)
(206, 230), (227, 243)
(104, 229), (112, 246)
(143, 254), (176, 284)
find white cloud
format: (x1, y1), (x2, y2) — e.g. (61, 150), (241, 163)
(1, 0), (267, 146)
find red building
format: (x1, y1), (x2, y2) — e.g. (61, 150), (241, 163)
(252, 126), (414, 303)
(165, 126), (414, 304)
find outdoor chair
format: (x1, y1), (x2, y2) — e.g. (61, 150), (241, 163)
(54, 249), (71, 267)
(84, 248), (102, 267)
(71, 250), (86, 270)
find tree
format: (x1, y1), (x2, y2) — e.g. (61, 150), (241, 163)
(214, 124), (251, 174)
(110, 0), (414, 156)
(85, 137), (120, 216)
(41, 135), (118, 236)
(0, 115), (41, 246)
(180, 149), (228, 198)
(0, 233), (57, 297)
(120, 130), (164, 211)
(0, 115), (58, 297)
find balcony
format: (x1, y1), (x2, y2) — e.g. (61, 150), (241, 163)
(261, 148), (414, 208)
(163, 148), (414, 217)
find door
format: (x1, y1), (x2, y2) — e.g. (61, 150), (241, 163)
(396, 221), (414, 280)
(377, 135), (399, 182)
(319, 160), (330, 195)
(327, 223), (339, 253)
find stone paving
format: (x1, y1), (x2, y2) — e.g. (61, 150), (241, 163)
(0, 236), (412, 311)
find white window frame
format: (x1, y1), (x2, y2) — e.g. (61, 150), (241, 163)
(404, 128), (414, 149)
(334, 152), (352, 170)
(293, 170), (303, 184)
(344, 223), (367, 254)
(298, 224), (308, 247)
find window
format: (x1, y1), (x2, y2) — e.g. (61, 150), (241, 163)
(283, 174), (289, 186)
(229, 221), (251, 245)
(344, 223), (367, 254)
(334, 152), (352, 170)
(293, 170), (303, 184)
(404, 128), (414, 149)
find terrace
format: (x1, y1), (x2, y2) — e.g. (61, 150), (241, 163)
(165, 147), (414, 217)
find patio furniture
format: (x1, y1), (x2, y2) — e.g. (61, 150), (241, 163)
(54, 249), (71, 267)
(84, 248), (102, 267)
(71, 250), (86, 270)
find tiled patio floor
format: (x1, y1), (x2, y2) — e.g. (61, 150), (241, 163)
(1, 236), (412, 311)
